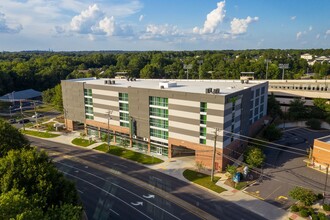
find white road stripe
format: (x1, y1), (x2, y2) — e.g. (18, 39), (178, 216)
(62, 171), (152, 220)
(109, 209), (120, 216)
(57, 161), (181, 220)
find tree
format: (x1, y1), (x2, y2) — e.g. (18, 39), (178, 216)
(263, 124), (282, 141)
(0, 119), (30, 157)
(226, 164), (237, 178)
(267, 93), (282, 119)
(289, 187), (317, 206)
(288, 98), (307, 120)
(0, 149), (80, 211)
(53, 84), (63, 111)
(306, 119), (321, 130)
(244, 146), (265, 168)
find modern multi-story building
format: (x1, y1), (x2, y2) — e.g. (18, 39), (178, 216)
(61, 78), (268, 170)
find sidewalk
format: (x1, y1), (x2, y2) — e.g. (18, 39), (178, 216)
(30, 128), (303, 220)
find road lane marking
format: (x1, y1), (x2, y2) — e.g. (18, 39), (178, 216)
(131, 201), (143, 206)
(143, 194), (155, 199)
(109, 209), (119, 216)
(57, 161), (181, 220)
(77, 189), (84, 194)
(62, 171), (153, 220)
(264, 185), (282, 200)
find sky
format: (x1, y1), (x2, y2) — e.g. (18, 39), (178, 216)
(0, 0), (329, 51)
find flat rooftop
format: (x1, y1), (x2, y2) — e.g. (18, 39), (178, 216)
(68, 78), (267, 95)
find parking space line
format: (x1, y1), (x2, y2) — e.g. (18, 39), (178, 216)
(264, 185), (282, 200)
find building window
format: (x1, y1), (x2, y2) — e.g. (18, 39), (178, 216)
(200, 127), (207, 136)
(120, 112), (130, 122)
(200, 102), (207, 112)
(149, 96), (168, 107)
(119, 102), (129, 112)
(150, 107), (168, 118)
(150, 128), (168, 139)
(84, 89), (92, 97)
(120, 121), (130, 128)
(119, 93), (128, 102)
(199, 139), (206, 144)
(261, 87), (265, 94)
(85, 106), (93, 114)
(85, 115), (94, 120)
(200, 114), (207, 125)
(150, 118), (168, 129)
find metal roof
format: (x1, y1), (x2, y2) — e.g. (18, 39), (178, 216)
(0, 89), (42, 101)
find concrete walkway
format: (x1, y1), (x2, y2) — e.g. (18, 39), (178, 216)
(27, 128), (304, 220)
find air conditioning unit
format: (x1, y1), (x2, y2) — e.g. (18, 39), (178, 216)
(143, 137), (149, 141)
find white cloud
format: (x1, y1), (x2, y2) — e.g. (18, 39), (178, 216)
(0, 12), (22, 34)
(230, 16), (259, 35)
(326, 30), (330, 35)
(96, 16), (116, 36)
(290, 16), (296, 20)
(316, 34), (320, 39)
(70, 4), (104, 34)
(193, 1), (226, 34)
(296, 31), (302, 39)
(309, 26), (312, 31)
(139, 15), (144, 22)
(140, 24), (181, 40)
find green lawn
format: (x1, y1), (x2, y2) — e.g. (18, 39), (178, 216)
(183, 169), (226, 193)
(71, 138), (96, 147)
(95, 144), (163, 165)
(21, 130), (60, 138)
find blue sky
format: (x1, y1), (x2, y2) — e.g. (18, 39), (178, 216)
(0, 0), (329, 51)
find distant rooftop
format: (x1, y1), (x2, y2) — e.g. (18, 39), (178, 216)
(68, 78), (266, 95)
(0, 89), (41, 101)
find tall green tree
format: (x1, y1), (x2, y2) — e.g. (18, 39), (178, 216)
(244, 146), (265, 168)
(267, 92), (282, 119)
(0, 149), (81, 216)
(288, 98), (307, 120)
(0, 119), (30, 157)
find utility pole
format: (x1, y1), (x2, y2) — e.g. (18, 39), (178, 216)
(211, 128), (219, 182)
(20, 100), (25, 131)
(279, 63), (289, 80)
(33, 101), (38, 131)
(323, 164), (329, 204)
(106, 110), (113, 152)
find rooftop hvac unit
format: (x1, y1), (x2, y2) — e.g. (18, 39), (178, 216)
(205, 88), (209, 94)
(208, 88), (213, 93)
(104, 80), (108, 84)
(112, 80), (115, 84)
(213, 88), (220, 94)
(109, 80), (112, 84)
(160, 85), (165, 89)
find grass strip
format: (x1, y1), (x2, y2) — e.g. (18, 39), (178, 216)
(22, 130), (60, 138)
(71, 138), (96, 147)
(183, 169), (226, 193)
(95, 143), (163, 165)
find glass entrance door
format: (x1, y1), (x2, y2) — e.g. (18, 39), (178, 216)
(156, 147), (163, 155)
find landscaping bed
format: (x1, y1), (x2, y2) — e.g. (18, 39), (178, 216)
(71, 138), (96, 147)
(95, 144), (163, 165)
(183, 169), (226, 193)
(21, 130), (60, 138)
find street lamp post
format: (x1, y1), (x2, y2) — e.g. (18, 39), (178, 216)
(265, 59), (271, 80)
(106, 110), (113, 151)
(197, 60), (203, 79)
(279, 63), (289, 80)
(183, 64), (192, 79)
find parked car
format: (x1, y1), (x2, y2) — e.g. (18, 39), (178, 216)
(32, 113), (44, 118)
(18, 119), (30, 124)
(7, 119), (16, 124)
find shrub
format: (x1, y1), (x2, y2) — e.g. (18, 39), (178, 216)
(226, 164), (237, 178)
(244, 146), (265, 168)
(263, 124), (282, 141)
(289, 187), (317, 206)
(317, 193), (324, 200)
(291, 204), (299, 212)
(311, 213), (319, 220)
(299, 208), (309, 217)
(318, 212), (327, 220)
(307, 207), (315, 215)
(323, 203), (330, 211)
(306, 119), (321, 130)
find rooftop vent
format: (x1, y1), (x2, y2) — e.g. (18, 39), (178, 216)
(159, 81), (177, 89)
(213, 88), (220, 94)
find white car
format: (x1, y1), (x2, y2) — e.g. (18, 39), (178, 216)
(32, 113), (44, 118)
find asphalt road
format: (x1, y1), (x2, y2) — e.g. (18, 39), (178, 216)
(245, 127), (330, 209)
(28, 136), (266, 220)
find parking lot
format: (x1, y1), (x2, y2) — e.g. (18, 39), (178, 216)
(244, 127), (330, 209)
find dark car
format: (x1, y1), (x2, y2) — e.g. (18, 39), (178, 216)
(18, 119), (30, 124)
(7, 119), (16, 124)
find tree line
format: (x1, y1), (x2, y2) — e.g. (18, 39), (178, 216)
(1, 49), (330, 96)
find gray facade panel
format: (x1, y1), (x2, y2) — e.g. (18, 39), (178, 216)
(94, 112), (119, 121)
(168, 115), (200, 125)
(93, 103), (119, 111)
(207, 109), (224, 117)
(170, 127), (199, 137)
(93, 94), (118, 101)
(169, 104), (200, 113)
(61, 80), (85, 122)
